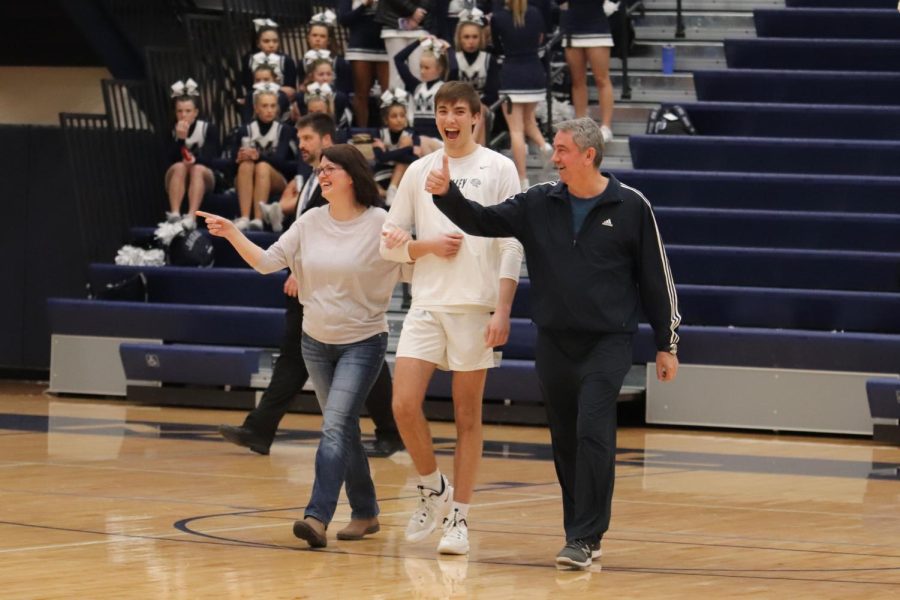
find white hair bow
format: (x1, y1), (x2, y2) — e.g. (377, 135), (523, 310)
(420, 37), (445, 58)
(303, 49), (333, 67)
(170, 78), (199, 98)
(380, 88), (409, 108)
(309, 9), (337, 27)
(250, 52), (284, 80)
(252, 81), (281, 97)
(305, 82), (334, 101)
(253, 18), (278, 31)
(458, 7), (485, 27)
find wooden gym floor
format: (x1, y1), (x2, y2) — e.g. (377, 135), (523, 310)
(1, 381), (899, 599)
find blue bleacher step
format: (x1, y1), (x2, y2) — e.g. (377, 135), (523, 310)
(755, 8), (900, 40)
(645, 0), (781, 10)
(120, 343), (270, 387)
(635, 11), (757, 40)
(609, 169), (900, 213)
(786, 0), (897, 9)
(725, 38), (900, 72)
(694, 68), (900, 105)
(675, 101), (900, 141)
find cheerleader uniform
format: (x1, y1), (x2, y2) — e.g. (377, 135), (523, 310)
(371, 126), (420, 186)
(299, 52), (353, 96)
(455, 48), (499, 105)
(560, 0), (613, 48)
(231, 119), (297, 180)
(240, 90), (291, 123)
(395, 39), (458, 138)
(166, 120), (229, 184)
(337, 0), (387, 62)
(242, 51), (299, 92)
(490, 4), (547, 104)
(296, 90), (354, 137)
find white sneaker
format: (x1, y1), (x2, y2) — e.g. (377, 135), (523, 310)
(600, 125), (614, 144)
(248, 218), (264, 231)
(405, 475), (453, 542)
(259, 201), (284, 233)
(437, 509), (469, 555)
(540, 141), (554, 165)
(180, 215), (196, 230)
(233, 216), (250, 231)
(520, 177), (530, 191)
(166, 211), (181, 223)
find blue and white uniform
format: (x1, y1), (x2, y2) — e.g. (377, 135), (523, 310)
(338, 0), (388, 62)
(242, 51), (298, 93)
(560, 0), (613, 48)
(455, 49), (499, 105)
(395, 40), (458, 138)
(490, 3), (549, 104)
(231, 120), (297, 180)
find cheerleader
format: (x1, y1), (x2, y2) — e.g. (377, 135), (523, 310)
(300, 9), (352, 95)
(241, 64), (291, 123)
(561, 0), (616, 142)
(453, 7), (499, 144)
(303, 82), (353, 140)
(491, 0), (553, 189)
(394, 36), (457, 153)
(241, 19), (299, 102)
(296, 57), (353, 138)
(164, 79), (226, 229)
(371, 88), (420, 205)
(375, 0), (433, 91)
(338, 0), (389, 127)
(231, 85), (297, 231)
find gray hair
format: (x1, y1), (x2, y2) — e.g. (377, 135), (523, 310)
(554, 118), (604, 168)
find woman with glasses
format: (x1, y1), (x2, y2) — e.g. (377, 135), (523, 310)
(197, 144), (410, 548)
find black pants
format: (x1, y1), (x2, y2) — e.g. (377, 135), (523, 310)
(535, 329), (633, 543)
(243, 296), (399, 442)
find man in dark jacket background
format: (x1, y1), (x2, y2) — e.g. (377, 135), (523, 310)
(426, 117), (681, 570)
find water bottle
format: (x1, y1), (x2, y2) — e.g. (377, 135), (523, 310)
(661, 44), (676, 75)
(241, 136), (252, 150)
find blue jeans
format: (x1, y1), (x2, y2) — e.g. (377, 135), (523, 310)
(301, 331), (387, 525)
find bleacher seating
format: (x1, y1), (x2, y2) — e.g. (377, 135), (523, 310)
(611, 170), (900, 213)
(693, 69), (900, 105)
(725, 38), (900, 72)
(754, 8), (900, 40)
(45, 0), (900, 435)
(785, 0), (897, 8)
(671, 102), (900, 141)
(629, 134), (900, 177)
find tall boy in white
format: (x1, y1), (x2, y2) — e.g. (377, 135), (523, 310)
(380, 81), (523, 555)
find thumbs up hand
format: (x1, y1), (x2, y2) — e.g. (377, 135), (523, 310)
(425, 153), (451, 197)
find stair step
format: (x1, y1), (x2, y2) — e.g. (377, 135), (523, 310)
(641, 0), (780, 10)
(611, 41), (726, 71)
(605, 71), (698, 103)
(635, 12), (757, 40)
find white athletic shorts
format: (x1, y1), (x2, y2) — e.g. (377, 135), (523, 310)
(396, 309), (498, 372)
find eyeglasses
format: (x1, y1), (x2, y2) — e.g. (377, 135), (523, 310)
(314, 165), (343, 177)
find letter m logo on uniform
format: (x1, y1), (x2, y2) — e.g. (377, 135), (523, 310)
(414, 95), (434, 114)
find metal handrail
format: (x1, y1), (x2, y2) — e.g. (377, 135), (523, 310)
(620, 0), (645, 101)
(676, 0), (686, 39)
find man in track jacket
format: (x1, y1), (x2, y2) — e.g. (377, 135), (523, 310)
(426, 117), (681, 570)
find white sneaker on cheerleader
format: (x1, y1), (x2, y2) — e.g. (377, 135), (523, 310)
(405, 474), (453, 542)
(600, 125), (614, 144)
(437, 509), (469, 555)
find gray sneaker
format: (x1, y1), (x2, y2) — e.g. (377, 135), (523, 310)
(556, 539), (592, 570)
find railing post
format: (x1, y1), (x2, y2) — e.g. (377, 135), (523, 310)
(621, 2), (632, 100)
(676, 0), (686, 39)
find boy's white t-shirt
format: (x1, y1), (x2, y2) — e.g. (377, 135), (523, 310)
(380, 145), (524, 312)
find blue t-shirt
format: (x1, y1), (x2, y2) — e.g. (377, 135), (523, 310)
(568, 190), (603, 235)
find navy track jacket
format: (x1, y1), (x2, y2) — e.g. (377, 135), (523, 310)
(434, 174), (681, 352)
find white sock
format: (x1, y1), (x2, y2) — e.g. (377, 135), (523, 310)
(420, 469), (444, 493)
(451, 502), (470, 521)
